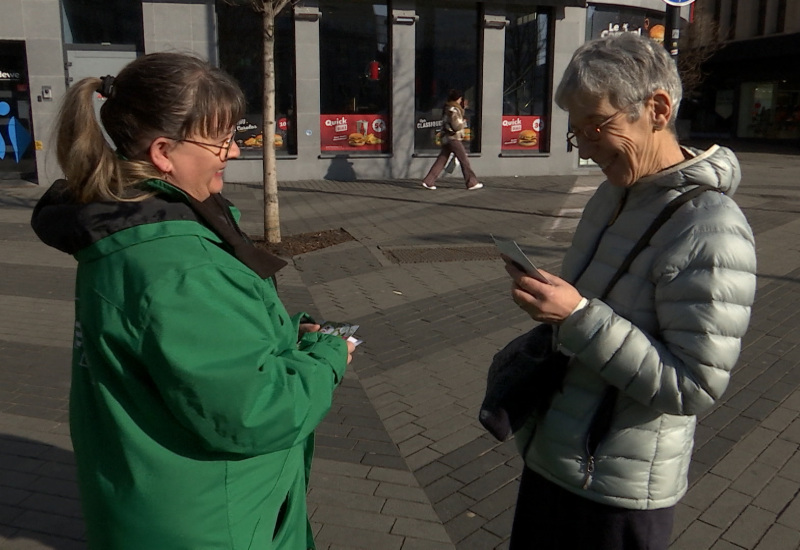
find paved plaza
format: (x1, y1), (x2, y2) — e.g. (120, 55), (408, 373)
(2, 148), (800, 549)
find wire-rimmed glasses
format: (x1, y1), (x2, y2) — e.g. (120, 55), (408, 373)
(566, 103), (639, 148)
(177, 132), (237, 161)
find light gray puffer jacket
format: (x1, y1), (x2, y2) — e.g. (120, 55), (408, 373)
(515, 145), (757, 510)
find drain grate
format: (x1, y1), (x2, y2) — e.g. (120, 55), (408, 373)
(381, 245), (500, 264)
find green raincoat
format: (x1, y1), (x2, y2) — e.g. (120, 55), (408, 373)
(31, 180), (347, 549)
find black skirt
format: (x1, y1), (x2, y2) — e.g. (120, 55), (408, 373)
(510, 467), (675, 550)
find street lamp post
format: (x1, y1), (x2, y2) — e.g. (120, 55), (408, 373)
(664, 5), (682, 59)
(662, 0), (696, 61)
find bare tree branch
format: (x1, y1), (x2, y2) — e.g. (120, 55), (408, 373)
(677, 6), (725, 97)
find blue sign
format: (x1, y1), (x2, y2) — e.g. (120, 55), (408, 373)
(662, 0), (695, 6)
(0, 101), (32, 163)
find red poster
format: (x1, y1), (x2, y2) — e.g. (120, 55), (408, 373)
(320, 114), (389, 152)
(501, 116), (542, 151)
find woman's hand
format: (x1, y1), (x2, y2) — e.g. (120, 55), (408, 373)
(505, 262), (583, 324)
(299, 323), (320, 337)
(301, 322), (356, 364)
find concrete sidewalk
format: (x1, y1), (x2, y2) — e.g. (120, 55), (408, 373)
(2, 149), (800, 549)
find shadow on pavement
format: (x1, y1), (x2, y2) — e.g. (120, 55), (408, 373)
(0, 434), (85, 550)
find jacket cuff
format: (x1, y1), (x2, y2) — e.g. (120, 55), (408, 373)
(557, 298), (612, 355)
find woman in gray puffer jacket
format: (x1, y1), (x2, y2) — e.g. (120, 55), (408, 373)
(503, 33), (757, 550)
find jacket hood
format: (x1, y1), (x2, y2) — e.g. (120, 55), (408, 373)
(647, 144), (741, 196)
(31, 179), (199, 256)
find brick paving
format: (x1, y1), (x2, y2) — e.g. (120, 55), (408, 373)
(2, 149), (800, 549)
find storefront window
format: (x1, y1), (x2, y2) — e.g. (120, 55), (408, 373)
(501, 7), (551, 153)
(414, 4), (480, 153)
(319, 1), (390, 154)
(61, 0), (144, 50)
(217, 2), (296, 157)
(0, 40), (35, 180)
(738, 80), (800, 139)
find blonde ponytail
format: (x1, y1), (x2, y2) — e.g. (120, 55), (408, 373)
(54, 78), (156, 202)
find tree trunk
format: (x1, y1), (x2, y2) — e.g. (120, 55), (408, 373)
(262, 3), (281, 243)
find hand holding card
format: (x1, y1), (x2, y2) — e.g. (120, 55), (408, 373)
(491, 235), (552, 285)
(319, 321), (363, 347)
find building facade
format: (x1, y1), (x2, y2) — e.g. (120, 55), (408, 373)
(686, 0), (800, 143)
(1, 0), (717, 184)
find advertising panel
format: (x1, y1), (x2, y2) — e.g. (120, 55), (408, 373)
(320, 114), (389, 152)
(235, 114), (292, 156)
(501, 116), (542, 151)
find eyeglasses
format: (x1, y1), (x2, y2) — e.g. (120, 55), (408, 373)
(566, 104), (637, 148)
(177, 132), (236, 161)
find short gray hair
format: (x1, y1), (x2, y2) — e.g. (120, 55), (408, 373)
(555, 33), (683, 125)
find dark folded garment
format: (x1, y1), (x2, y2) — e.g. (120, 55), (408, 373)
(479, 324), (569, 441)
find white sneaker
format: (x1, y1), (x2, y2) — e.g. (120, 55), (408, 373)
(467, 183), (484, 190)
(422, 182), (437, 190)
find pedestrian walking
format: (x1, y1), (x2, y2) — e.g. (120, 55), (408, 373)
(30, 52), (354, 550)
(422, 89), (483, 190)
(489, 33), (757, 550)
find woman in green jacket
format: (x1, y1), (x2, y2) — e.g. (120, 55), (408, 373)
(31, 53), (354, 549)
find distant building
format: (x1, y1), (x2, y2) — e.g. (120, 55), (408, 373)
(683, 0), (800, 144)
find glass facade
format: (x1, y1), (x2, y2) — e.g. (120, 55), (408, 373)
(502, 6), (551, 152)
(217, 2), (296, 157)
(414, 4), (480, 153)
(318, 1), (390, 153)
(738, 80), (800, 140)
(61, 0), (144, 49)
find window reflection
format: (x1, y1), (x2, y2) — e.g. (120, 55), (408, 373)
(738, 80), (800, 139)
(502, 7), (551, 152)
(61, 0), (144, 49)
(319, 1), (390, 153)
(414, 5), (479, 153)
(217, 2), (296, 157)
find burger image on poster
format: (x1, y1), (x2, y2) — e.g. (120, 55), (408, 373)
(348, 133), (366, 146)
(517, 129), (537, 147)
(649, 24), (665, 43)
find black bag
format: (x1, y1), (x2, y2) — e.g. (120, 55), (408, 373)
(479, 324), (568, 442)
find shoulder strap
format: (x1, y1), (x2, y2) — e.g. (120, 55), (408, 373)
(599, 184), (718, 300)
(588, 184), (719, 455)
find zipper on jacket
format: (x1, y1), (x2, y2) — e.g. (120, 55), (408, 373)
(581, 386), (618, 490)
(582, 453), (595, 490)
